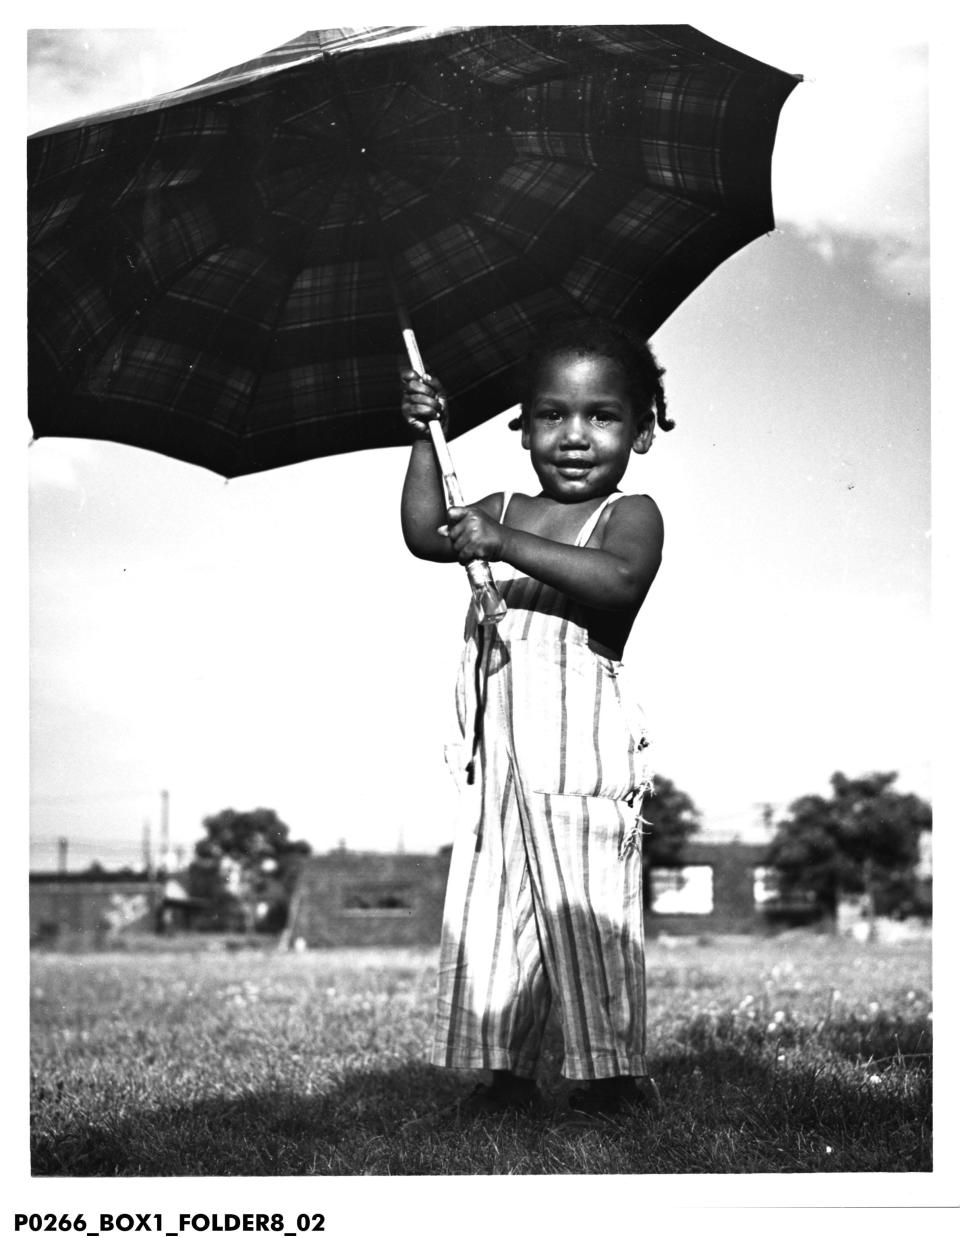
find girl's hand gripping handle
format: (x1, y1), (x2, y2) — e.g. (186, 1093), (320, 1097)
(402, 329), (506, 626)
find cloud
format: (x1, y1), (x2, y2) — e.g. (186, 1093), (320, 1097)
(769, 42), (928, 298)
(792, 222), (929, 301)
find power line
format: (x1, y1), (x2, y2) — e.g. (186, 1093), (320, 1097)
(30, 789), (163, 805)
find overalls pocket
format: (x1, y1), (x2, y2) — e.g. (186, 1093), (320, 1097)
(512, 645), (649, 801)
(527, 791), (646, 875)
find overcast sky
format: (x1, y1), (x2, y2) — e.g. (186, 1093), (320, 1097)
(21, 7), (934, 871)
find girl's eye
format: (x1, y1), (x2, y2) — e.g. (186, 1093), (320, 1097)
(536, 408), (562, 422)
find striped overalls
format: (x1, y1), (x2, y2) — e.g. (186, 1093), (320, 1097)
(430, 492), (652, 1081)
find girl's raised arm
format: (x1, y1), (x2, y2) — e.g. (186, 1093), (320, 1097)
(400, 372), (503, 563)
(446, 494), (664, 614)
(401, 436), (457, 562)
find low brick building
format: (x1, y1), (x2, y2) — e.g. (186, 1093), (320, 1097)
(646, 840), (776, 935)
(285, 849), (449, 947)
(29, 874), (160, 946)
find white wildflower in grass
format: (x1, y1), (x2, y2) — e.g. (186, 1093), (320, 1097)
(907, 990), (916, 1001)
(325, 987), (336, 997)
(868, 1001), (880, 1015)
(773, 1010), (786, 1024)
(767, 1022), (779, 1034)
(825, 1146), (834, 1155)
(869, 1075), (882, 1085)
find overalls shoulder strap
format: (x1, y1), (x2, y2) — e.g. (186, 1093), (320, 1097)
(575, 492), (624, 547)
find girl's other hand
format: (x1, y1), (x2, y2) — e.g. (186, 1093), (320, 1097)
(401, 369), (448, 439)
(445, 505), (505, 564)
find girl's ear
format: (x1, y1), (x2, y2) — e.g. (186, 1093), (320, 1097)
(520, 415), (531, 450)
(632, 416), (656, 455)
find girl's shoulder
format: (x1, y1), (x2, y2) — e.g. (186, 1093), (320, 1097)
(598, 492), (664, 551)
(604, 492), (664, 530)
(609, 491), (661, 515)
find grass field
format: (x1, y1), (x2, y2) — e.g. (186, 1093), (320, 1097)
(30, 932), (932, 1175)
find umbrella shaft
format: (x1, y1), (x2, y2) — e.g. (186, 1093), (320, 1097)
(427, 422), (464, 507)
(403, 332), (505, 626)
(404, 327), (462, 501)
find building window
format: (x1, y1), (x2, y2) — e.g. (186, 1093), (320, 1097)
(649, 866), (713, 914)
(341, 886), (414, 915)
(753, 866), (780, 906)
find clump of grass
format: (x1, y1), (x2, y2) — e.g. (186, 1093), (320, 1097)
(30, 935), (931, 1175)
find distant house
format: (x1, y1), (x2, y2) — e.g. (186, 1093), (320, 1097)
(646, 839), (818, 934)
(284, 850), (448, 948)
(29, 872), (160, 946)
(29, 871), (207, 946)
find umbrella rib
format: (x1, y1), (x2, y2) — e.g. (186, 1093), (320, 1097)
(506, 149), (773, 230)
(233, 162), (363, 453)
(373, 169), (608, 325)
(33, 147), (365, 442)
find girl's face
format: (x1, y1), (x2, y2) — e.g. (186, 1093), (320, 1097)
(522, 350), (654, 502)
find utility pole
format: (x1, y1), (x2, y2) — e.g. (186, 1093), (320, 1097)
(142, 820), (154, 879)
(863, 856), (877, 943)
(159, 789), (170, 875)
(57, 836), (68, 874)
(756, 802), (776, 834)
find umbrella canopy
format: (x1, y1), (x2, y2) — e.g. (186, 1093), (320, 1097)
(28, 25), (800, 478)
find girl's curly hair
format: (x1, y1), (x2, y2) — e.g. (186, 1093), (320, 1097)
(509, 317), (672, 433)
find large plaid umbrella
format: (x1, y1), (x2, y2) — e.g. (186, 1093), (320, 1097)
(28, 25), (800, 479)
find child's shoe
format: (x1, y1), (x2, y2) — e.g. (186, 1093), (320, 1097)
(457, 1071), (540, 1117)
(399, 1071), (539, 1132)
(565, 1075), (663, 1125)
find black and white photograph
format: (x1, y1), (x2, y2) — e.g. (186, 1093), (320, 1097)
(11, 0), (953, 1226)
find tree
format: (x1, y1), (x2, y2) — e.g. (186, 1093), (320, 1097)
(640, 774), (702, 904)
(187, 807), (311, 932)
(765, 771), (931, 917)
(642, 774), (702, 865)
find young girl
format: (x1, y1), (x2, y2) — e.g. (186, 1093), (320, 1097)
(400, 318), (672, 1124)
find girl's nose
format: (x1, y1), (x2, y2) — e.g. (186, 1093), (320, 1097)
(561, 415), (589, 445)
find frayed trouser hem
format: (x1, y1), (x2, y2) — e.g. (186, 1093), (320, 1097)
(428, 1045), (540, 1078)
(560, 1054), (648, 1081)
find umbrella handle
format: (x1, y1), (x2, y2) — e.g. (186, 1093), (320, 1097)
(402, 328), (507, 627)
